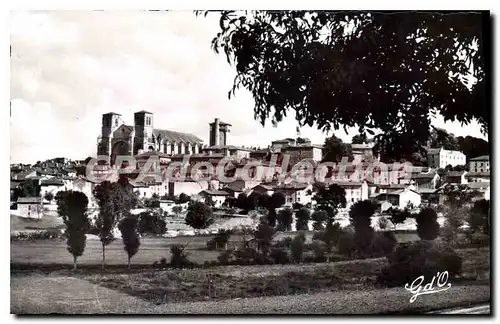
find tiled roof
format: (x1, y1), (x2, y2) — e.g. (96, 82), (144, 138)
(330, 181), (364, 187)
(466, 182), (490, 190)
(412, 172), (437, 179)
(135, 110), (152, 114)
(427, 148), (442, 154)
(470, 155), (489, 161)
(153, 129), (203, 144)
(202, 190), (229, 196)
(467, 172), (490, 177)
(103, 112), (121, 116)
(17, 197), (42, 203)
(446, 171), (466, 177)
(135, 151), (171, 159)
(40, 179), (65, 186)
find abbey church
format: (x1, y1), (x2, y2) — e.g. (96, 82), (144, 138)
(96, 111), (205, 162)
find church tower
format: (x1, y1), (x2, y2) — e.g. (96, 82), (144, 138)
(98, 112), (123, 156)
(133, 110), (154, 155)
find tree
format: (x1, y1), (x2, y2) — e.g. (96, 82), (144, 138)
(388, 207), (411, 230)
(185, 201), (214, 230)
(428, 127), (461, 151)
(253, 222), (275, 256)
(312, 184), (347, 225)
(234, 193), (248, 209)
(203, 11), (487, 161)
(311, 210), (328, 230)
(351, 133), (368, 144)
(13, 179), (41, 201)
(56, 191), (90, 270)
(257, 193), (271, 208)
(44, 192), (54, 203)
(349, 200), (376, 254)
(138, 210), (167, 235)
(207, 228), (233, 250)
(323, 134), (353, 163)
(93, 179), (137, 270)
(415, 207), (440, 240)
(172, 205), (183, 217)
(118, 217), (141, 269)
(266, 192), (286, 227)
(457, 136), (490, 162)
(178, 193), (191, 204)
(469, 199), (489, 235)
(295, 207), (311, 231)
(276, 207), (294, 231)
(290, 232), (306, 263)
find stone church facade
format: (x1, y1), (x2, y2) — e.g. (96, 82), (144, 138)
(97, 111), (204, 163)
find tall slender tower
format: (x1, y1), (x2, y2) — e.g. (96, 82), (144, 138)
(134, 110), (154, 154)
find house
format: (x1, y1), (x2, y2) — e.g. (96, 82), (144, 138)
(466, 171), (490, 183)
(327, 181), (369, 205)
(40, 179), (66, 202)
(469, 155), (490, 173)
(427, 148), (466, 169)
(273, 182), (313, 207)
(444, 171), (468, 185)
(351, 142), (378, 164)
(159, 199), (176, 211)
(221, 179), (246, 198)
(281, 144), (324, 162)
(466, 182), (490, 200)
(16, 197), (43, 218)
(372, 187), (421, 209)
(199, 189), (229, 207)
(251, 183), (275, 197)
(11, 168), (37, 181)
(411, 172), (440, 190)
(418, 188), (440, 204)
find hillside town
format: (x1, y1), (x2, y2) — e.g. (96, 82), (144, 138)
(11, 111), (490, 231)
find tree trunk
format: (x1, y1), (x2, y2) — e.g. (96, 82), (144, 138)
(73, 255), (77, 271)
(102, 243), (106, 270)
(128, 256), (131, 270)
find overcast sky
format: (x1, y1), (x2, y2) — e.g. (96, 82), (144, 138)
(10, 10), (487, 164)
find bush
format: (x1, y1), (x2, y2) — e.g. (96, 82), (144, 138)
(270, 248), (291, 264)
(370, 231), (397, 257)
(377, 241), (463, 287)
(415, 207), (440, 240)
(466, 232), (490, 248)
(290, 233), (306, 263)
(273, 237), (293, 249)
(336, 232), (356, 257)
(378, 217), (389, 230)
(170, 244), (191, 268)
(217, 250), (235, 265)
(206, 229), (233, 250)
(11, 230), (64, 241)
(311, 240), (328, 262)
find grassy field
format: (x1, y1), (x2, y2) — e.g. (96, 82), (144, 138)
(11, 247), (490, 313)
(11, 230), (421, 267)
(11, 214), (64, 231)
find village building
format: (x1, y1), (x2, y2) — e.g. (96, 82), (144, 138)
(16, 197), (43, 218)
(427, 147), (466, 169)
(469, 155), (490, 173)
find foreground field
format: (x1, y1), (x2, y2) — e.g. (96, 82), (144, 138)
(11, 247), (490, 314)
(11, 231), (420, 266)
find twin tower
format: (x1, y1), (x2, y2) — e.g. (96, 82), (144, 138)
(97, 111), (232, 160)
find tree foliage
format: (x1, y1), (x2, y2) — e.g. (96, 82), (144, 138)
(118, 217), (141, 269)
(185, 201), (214, 229)
(138, 210), (167, 235)
(295, 207), (311, 231)
(56, 190), (90, 270)
(312, 184), (347, 224)
(469, 199), (489, 235)
(311, 210), (328, 230)
(415, 207), (440, 240)
(349, 200), (376, 253)
(323, 134), (353, 163)
(276, 207), (294, 231)
(203, 11), (487, 161)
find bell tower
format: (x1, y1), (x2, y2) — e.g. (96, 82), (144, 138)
(134, 110), (154, 154)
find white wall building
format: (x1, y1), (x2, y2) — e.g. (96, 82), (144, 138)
(469, 155), (490, 173)
(427, 148), (466, 169)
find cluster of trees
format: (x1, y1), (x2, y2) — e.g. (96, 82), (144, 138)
(201, 11), (486, 163)
(55, 178), (142, 270)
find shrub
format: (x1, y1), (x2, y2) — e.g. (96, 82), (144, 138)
(312, 230), (325, 241)
(276, 208), (294, 231)
(206, 229), (233, 250)
(234, 247), (261, 265)
(415, 207), (440, 240)
(321, 222), (342, 252)
(337, 232), (356, 257)
(273, 237), (293, 249)
(311, 240), (328, 262)
(469, 199), (490, 235)
(270, 248), (291, 264)
(295, 207), (311, 231)
(170, 244), (191, 268)
(290, 232), (306, 263)
(311, 210), (328, 230)
(370, 231), (397, 257)
(378, 217), (389, 230)
(217, 250), (235, 265)
(377, 241), (463, 287)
